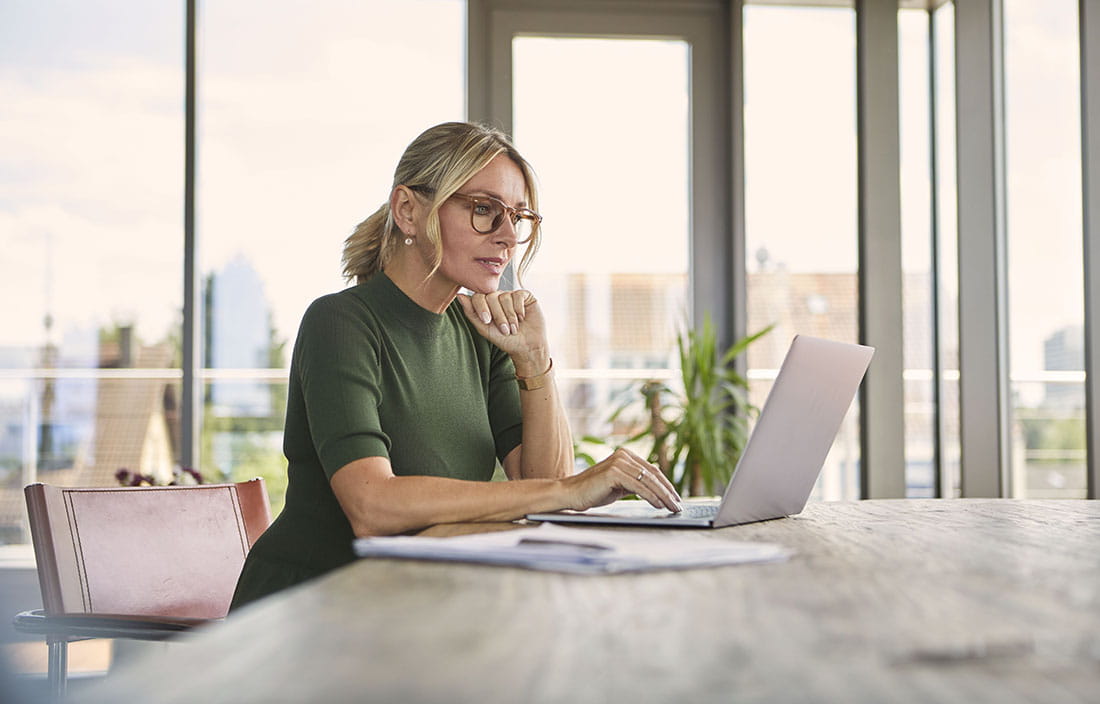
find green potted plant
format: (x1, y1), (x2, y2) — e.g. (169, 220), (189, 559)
(611, 317), (773, 496)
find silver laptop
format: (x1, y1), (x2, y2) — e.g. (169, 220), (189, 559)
(527, 335), (874, 528)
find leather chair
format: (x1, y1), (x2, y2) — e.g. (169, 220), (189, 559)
(13, 479), (271, 699)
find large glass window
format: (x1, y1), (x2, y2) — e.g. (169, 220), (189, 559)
(0, 1), (184, 543)
(743, 4), (860, 500)
(897, 2), (961, 498)
(1003, 0), (1085, 498)
(198, 0), (465, 513)
(512, 36), (691, 464)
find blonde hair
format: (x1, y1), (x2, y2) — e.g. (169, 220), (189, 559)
(342, 122), (541, 285)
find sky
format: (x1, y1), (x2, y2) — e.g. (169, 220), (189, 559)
(0, 0), (1088, 377)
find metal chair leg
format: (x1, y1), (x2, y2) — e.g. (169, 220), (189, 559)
(47, 638), (67, 702)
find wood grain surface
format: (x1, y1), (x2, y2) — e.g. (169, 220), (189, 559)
(83, 500), (1100, 703)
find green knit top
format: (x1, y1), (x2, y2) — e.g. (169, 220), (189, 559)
(230, 273), (523, 608)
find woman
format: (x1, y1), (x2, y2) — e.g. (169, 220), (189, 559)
(230, 122), (682, 609)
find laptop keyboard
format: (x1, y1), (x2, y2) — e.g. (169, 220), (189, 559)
(677, 504), (719, 519)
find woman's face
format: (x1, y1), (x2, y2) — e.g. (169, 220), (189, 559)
(432, 154), (528, 295)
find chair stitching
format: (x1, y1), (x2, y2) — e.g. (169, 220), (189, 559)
(62, 491), (92, 613)
(228, 486), (250, 555)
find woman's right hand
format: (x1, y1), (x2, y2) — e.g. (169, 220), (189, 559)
(562, 448), (683, 513)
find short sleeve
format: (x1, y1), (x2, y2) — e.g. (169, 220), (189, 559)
(295, 295), (391, 478)
(487, 344), (523, 462)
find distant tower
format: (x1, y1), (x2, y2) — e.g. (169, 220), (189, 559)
(1043, 325), (1084, 409)
(39, 230), (58, 465)
(755, 246), (771, 271)
(208, 254), (273, 417)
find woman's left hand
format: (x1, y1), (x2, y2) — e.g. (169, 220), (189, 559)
(456, 290), (549, 372)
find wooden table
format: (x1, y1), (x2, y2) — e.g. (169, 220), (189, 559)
(83, 500), (1100, 703)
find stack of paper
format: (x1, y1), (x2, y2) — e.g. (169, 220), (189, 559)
(353, 523), (791, 574)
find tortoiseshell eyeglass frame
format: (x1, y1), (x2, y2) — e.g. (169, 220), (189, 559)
(408, 185), (542, 244)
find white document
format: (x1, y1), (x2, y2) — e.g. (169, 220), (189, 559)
(353, 523), (792, 574)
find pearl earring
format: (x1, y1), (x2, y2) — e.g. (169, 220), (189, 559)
(404, 236), (414, 246)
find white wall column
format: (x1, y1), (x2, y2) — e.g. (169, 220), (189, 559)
(955, 0), (1009, 497)
(856, 0), (907, 498)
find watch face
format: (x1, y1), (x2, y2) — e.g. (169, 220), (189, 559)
(517, 374), (547, 391)
(516, 360), (553, 391)
(518, 377), (540, 391)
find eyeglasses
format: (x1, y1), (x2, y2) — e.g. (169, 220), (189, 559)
(409, 185), (542, 244)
